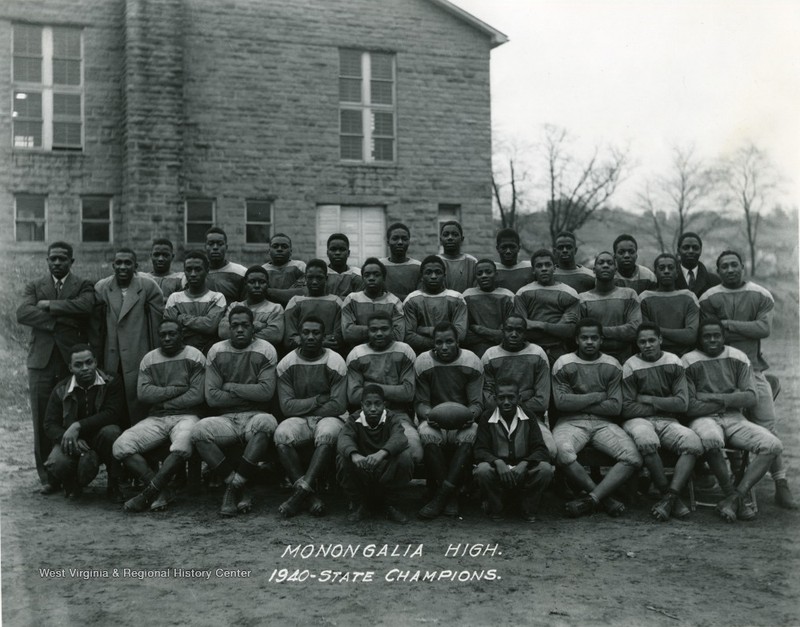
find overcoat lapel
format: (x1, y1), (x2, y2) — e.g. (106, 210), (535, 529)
(117, 276), (142, 321)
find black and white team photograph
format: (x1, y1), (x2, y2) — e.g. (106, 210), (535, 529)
(1, 1), (798, 625)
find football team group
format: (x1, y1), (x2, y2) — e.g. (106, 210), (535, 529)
(16, 221), (796, 524)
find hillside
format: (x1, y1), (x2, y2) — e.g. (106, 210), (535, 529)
(509, 206), (799, 333)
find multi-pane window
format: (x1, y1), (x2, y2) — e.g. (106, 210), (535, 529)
(81, 196), (112, 242)
(339, 49), (395, 163)
(15, 194), (46, 242)
(316, 205), (386, 265)
(185, 199), (215, 244)
(12, 25), (83, 150)
(245, 200), (273, 244)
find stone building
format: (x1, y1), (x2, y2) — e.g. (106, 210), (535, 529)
(1, 0), (506, 265)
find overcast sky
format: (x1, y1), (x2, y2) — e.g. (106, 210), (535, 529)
(451, 0), (800, 211)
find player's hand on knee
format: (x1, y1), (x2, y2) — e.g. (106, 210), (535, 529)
(496, 460), (515, 488)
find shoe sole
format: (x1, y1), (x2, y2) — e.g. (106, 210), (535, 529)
(150, 499), (174, 512)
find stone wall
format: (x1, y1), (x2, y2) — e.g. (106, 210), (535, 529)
(1, 0), (496, 265)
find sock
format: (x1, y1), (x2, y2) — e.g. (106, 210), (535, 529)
(212, 458), (235, 482)
(236, 458), (260, 481)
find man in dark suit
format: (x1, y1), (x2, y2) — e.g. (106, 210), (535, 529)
(16, 241), (95, 493)
(674, 232), (721, 297)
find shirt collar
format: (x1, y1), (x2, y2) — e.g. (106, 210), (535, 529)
(53, 273), (70, 286)
(488, 406), (529, 435)
(65, 371), (106, 395)
(682, 265), (694, 282)
(356, 410), (387, 428)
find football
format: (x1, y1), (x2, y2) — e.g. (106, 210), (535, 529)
(428, 402), (473, 430)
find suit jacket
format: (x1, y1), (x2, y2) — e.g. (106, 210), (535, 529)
(16, 273), (95, 369)
(675, 262), (721, 298)
(93, 274), (164, 422)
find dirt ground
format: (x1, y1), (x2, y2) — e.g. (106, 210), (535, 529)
(1, 335), (798, 627)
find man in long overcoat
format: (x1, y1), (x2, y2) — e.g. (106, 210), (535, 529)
(93, 247), (163, 425)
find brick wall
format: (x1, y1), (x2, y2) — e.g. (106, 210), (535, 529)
(0, 0), (124, 256)
(1, 0), (497, 266)
(120, 0), (185, 249)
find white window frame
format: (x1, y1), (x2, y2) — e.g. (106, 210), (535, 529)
(15, 193), (47, 242)
(185, 199), (216, 244)
(80, 196), (113, 243)
(339, 49), (396, 164)
(12, 24), (84, 151)
(316, 204), (387, 266)
(245, 199), (274, 244)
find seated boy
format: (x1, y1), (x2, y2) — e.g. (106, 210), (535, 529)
(552, 318), (642, 517)
(621, 323), (702, 521)
(481, 314), (556, 460)
(346, 311), (422, 464)
(415, 322), (483, 519)
(115, 319), (206, 513)
(275, 316), (348, 517)
(190, 306), (279, 516)
(337, 384), (413, 523)
(683, 319), (783, 521)
(43, 344), (124, 501)
(474, 380), (554, 522)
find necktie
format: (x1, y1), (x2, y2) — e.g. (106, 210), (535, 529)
(55, 280), (64, 298)
(687, 269), (695, 290)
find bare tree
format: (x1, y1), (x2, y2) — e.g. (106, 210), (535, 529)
(719, 142), (780, 275)
(637, 144), (720, 252)
(491, 136), (532, 231)
(639, 184), (670, 252)
(542, 124), (628, 244)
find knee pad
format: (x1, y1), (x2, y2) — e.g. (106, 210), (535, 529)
(190, 422), (215, 444)
(555, 448), (577, 467)
(537, 461), (555, 479)
(249, 414), (278, 437)
(637, 441), (659, 456)
(759, 435), (783, 456)
(111, 438), (130, 460)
